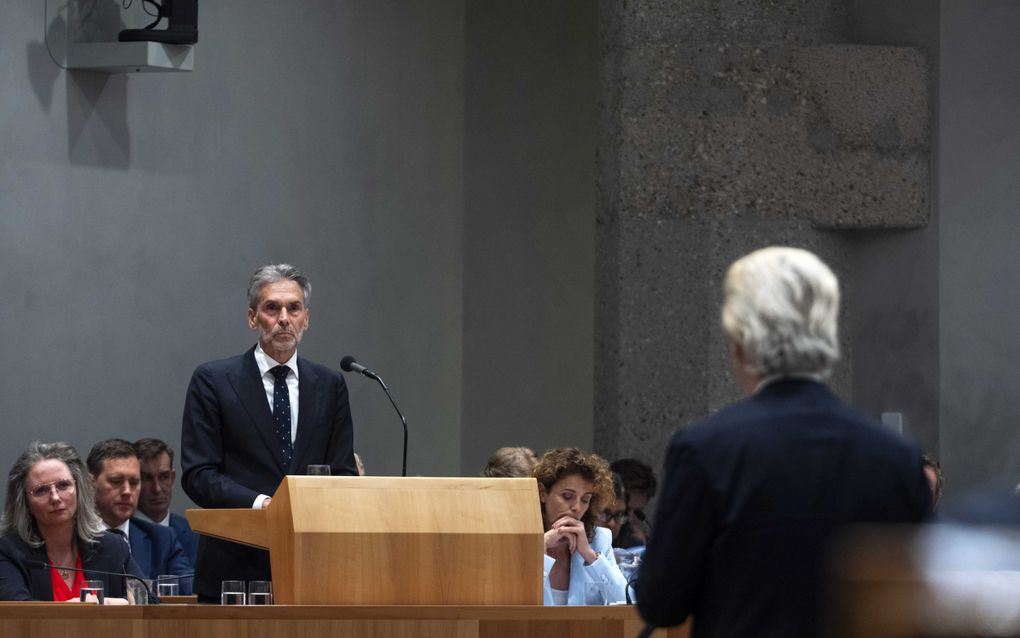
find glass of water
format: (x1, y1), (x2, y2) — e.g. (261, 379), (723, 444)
(306, 464), (331, 475)
(157, 575), (180, 598)
(248, 580), (273, 605)
(221, 580), (246, 605)
(80, 579), (104, 604)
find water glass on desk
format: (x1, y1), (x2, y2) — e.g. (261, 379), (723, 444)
(221, 580), (246, 605)
(306, 465), (331, 476)
(80, 579), (104, 604)
(157, 575), (180, 597)
(248, 580), (273, 605)
(128, 579), (151, 604)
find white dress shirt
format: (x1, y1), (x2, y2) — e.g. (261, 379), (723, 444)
(251, 344), (300, 509)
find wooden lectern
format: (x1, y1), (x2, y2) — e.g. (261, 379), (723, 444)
(187, 476), (544, 605)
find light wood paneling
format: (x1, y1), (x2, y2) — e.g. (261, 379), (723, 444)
(0, 604), (690, 638)
(187, 477), (545, 605)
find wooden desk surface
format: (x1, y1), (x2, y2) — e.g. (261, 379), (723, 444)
(0, 603), (691, 638)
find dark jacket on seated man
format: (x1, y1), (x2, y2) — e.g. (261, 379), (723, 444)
(0, 530), (143, 601)
(168, 512), (199, 566)
(128, 517), (193, 594)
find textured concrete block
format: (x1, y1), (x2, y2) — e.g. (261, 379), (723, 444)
(607, 43), (928, 227)
(595, 2), (931, 470)
(607, 0), (852, 48)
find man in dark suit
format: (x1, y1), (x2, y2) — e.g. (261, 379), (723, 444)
(133, 438), (200, 566)
(181, 263), (357, 603)
(87, 439), (193, 594)
(636, 247), (931, 638)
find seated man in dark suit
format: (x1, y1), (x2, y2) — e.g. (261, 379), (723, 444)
(133, 438), (199, 566)
(636, 247), (932, 638)
(87, 439), (193, 594)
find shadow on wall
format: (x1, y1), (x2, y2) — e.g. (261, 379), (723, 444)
(67, 72), (130, 167)
(29, 0), (132, 167)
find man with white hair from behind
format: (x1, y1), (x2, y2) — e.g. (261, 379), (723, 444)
(636, 246), (931, 638)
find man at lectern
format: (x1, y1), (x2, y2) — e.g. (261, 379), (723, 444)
(181, 264), (357, 603)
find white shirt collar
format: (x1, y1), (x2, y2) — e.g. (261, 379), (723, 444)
(254, 343), (299, 380)
(102, 519), (131, 540)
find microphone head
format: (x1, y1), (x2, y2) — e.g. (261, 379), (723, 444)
(339, 355), (358, 372)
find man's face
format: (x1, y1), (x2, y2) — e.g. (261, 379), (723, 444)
(92, 456), (141, 528)
(138, 452), (175, 522)
(599, 496), (628, 541)
(247, 280), (310, 362)
(626, 491), (649, 527)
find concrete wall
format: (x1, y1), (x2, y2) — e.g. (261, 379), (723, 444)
(939, 0), (1020, 492)
(1, 0), (600, 518)
(0, 1), (467, 510)
(461, 1), (598, 474)
(849, 0), (941, 458)
(595, 1), (931, 474)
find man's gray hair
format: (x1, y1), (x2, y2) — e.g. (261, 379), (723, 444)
(721, 246), (840, 378)
(247, 264), (312, 310)
(1, 441), (105, 548)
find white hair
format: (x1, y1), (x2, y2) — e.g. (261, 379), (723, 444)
(721, 246), (840, 378)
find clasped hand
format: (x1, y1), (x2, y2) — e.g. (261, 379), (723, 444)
(544, 515), (597, 564)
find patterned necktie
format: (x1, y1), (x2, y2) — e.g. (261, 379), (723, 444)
(270, 365), (293, 467)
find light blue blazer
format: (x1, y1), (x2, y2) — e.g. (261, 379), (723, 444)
(543, 526), (628, 605)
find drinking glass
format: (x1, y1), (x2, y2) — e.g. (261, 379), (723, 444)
(248, 580), (273, 605)
(128, 579), (151, 604)
(221, 580), (246, 605)
(306, 465), (331, 476)
(157, 575), (180, 597)
(80, 579), (104, 604)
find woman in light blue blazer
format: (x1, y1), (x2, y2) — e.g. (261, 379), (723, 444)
(534, 448), (628, 605)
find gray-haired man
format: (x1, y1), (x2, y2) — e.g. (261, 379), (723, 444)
(180, 264), (357, 603)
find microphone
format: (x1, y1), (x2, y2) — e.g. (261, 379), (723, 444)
(340, 355), (409, 477)
(339, 355), (380, 381)
(27, 559), (161, 604)
(634, 509), (653, 540)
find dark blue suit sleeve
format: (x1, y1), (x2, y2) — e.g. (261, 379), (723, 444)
(181, 364), (261, 508)
(164, 528), (194, 595)
(636, 434), (717, 628)
(324, 374), (357, 476)
(0, 539), (36, 601)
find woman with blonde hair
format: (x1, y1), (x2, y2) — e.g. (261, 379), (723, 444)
(0, 442), (142, 602)
(533, 447), (627, 605)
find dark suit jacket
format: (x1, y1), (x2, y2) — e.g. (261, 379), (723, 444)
(636, 379), (931, 638)
(0, 531), (144, 601)
(168, 512), (199, 567)
(181, 346), (356, 602)
(128, 517), (193, 594)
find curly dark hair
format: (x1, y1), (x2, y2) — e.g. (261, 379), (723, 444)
(532, 447), (615, 540)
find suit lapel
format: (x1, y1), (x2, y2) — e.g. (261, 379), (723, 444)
(128, 525), (152, 576)
(291, 358), (322, 472)
(24, 542), (53, 600)
(228, 348), (288, 475)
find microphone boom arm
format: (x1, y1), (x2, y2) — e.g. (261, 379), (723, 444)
(373, 374), (408, 477)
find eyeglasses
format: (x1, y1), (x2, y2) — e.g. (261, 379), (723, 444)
(598, 510), (628, 524)
(27, 479), (75, 500)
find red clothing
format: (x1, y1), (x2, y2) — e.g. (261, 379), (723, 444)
(49, 554), (85, 601)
